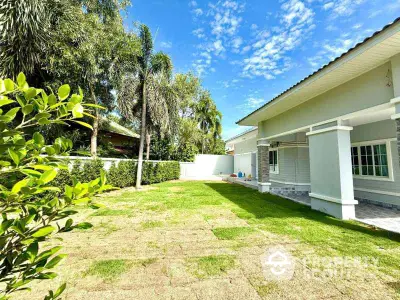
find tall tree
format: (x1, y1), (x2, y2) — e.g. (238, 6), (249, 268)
(117, 24), (175, 188)
(45, 5), (137, 156)
(0, 0), (135, 156)
(196, 91), (217, 154)
(0, 0), (73, 80)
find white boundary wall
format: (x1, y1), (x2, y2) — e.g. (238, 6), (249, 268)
(180, 154), (233, 178)
(54, 155), (234, 179)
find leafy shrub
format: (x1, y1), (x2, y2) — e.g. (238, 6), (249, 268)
(108, 160), (180, 187)
(142, 161), (180, 184)
(71, 159), (104, 182)
(0, 74), (111, 299)
(108, 160), (136, 188)
(47, 159), (179, 191)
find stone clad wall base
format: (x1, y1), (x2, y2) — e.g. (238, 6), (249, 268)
(311, 198), (356, 220)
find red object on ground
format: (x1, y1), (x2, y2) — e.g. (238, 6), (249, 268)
(230, 174), (237, 177)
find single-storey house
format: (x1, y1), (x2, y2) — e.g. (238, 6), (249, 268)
(235, 18), (400, 220)
(99, 118), (139, 155)
(225, 127), (258, 178)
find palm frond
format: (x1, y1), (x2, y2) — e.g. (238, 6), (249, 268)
(151, 52), (173, 80)
(138, 24), (153, 71)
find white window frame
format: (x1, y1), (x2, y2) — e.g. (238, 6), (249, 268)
(269, 148), (279, 174)
(351, 139), (394, 182)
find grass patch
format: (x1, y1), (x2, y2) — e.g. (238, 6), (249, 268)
(99, 221), (120, 235)
(203, 182), (400, 279)
(212, 227), (255, 240)
(91, 209), (132, 217)
(86, 259), (132, 281)
(141, 220), (163, 229)
(187, 255), (235, 279)
(255, 282), (279, 297)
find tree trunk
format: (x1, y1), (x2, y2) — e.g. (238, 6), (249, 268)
(90, 84), (98, 157)
(136, 81), (147, 189)
(146, 130), (151, 160)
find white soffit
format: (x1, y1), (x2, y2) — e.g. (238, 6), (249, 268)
(237, 20), (400, 126)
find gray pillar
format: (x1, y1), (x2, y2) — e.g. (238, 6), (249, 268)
(397, 119), (400, 159)
(257, 139), (271, 193)
(307, 126), (358, 220)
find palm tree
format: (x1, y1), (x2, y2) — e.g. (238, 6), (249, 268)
(196, 91), (218, 153)
(117, 24), (175, 189)
(0, 0), (73, 79)
(211, 111), (222, 149)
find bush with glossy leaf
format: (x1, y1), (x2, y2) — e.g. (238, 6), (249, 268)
(0, 73), (111, 299)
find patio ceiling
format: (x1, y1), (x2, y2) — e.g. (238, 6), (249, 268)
(237, 18), (400, 126)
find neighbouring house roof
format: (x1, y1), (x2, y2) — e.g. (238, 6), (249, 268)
(237, 17), (400, 126)
(225, 127), (257, 144)
(100, 117), (139, 138)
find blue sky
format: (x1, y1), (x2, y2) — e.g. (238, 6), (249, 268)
(124, 0), (400, 139)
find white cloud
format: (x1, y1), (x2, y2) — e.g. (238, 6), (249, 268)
(352, 23), (363, 30)
(326, 24), (337, 31)
(209, 1), (243, 38)
(307, 28), (371, 71)
(231, 37), (243, 52)
(236, 96), (265, 112)
(250, 24), (258, 30)
(160, 41), (172, 48)
(322, 0), (365, 18)
(190, 0), (246, 76)
(193, 8), (203, 16)
(245, 97), (265, 108)
(213, 40), (226, 55)
(322, 2), (334, 10)
(323, 38), (355, 58)
(241, 45), (251, 53)
(242, 0), (314, 80)
(192, 28), (206, 39)
(189, 1), (197, 7)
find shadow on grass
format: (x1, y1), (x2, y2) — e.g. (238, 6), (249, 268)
(205, 182), (400, 242)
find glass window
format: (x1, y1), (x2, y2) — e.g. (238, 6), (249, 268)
(351, 143), (389, 178)
(351, 147), (359, 175)
(269, 150), (278, 173)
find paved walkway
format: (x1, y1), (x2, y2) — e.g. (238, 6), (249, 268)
(227, 178), (400, 234)
(274, 192), (400, 234)
(355, 203), (400, 234)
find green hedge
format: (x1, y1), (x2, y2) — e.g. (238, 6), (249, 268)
(109, 160), (180, 188)
(52, 159), (180, 190)
(142, 161), (180, 185)
(108, 160), (136, 188)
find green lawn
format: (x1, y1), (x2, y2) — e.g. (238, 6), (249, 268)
(16, 180), (400, 300)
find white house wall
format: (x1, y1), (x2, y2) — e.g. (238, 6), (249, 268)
(270, 147), (310, 186)
(232, 136), (257, 177)
(234, 137), (257, 154)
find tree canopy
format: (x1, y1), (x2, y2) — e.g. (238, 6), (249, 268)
(0, 0), (225, 163)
